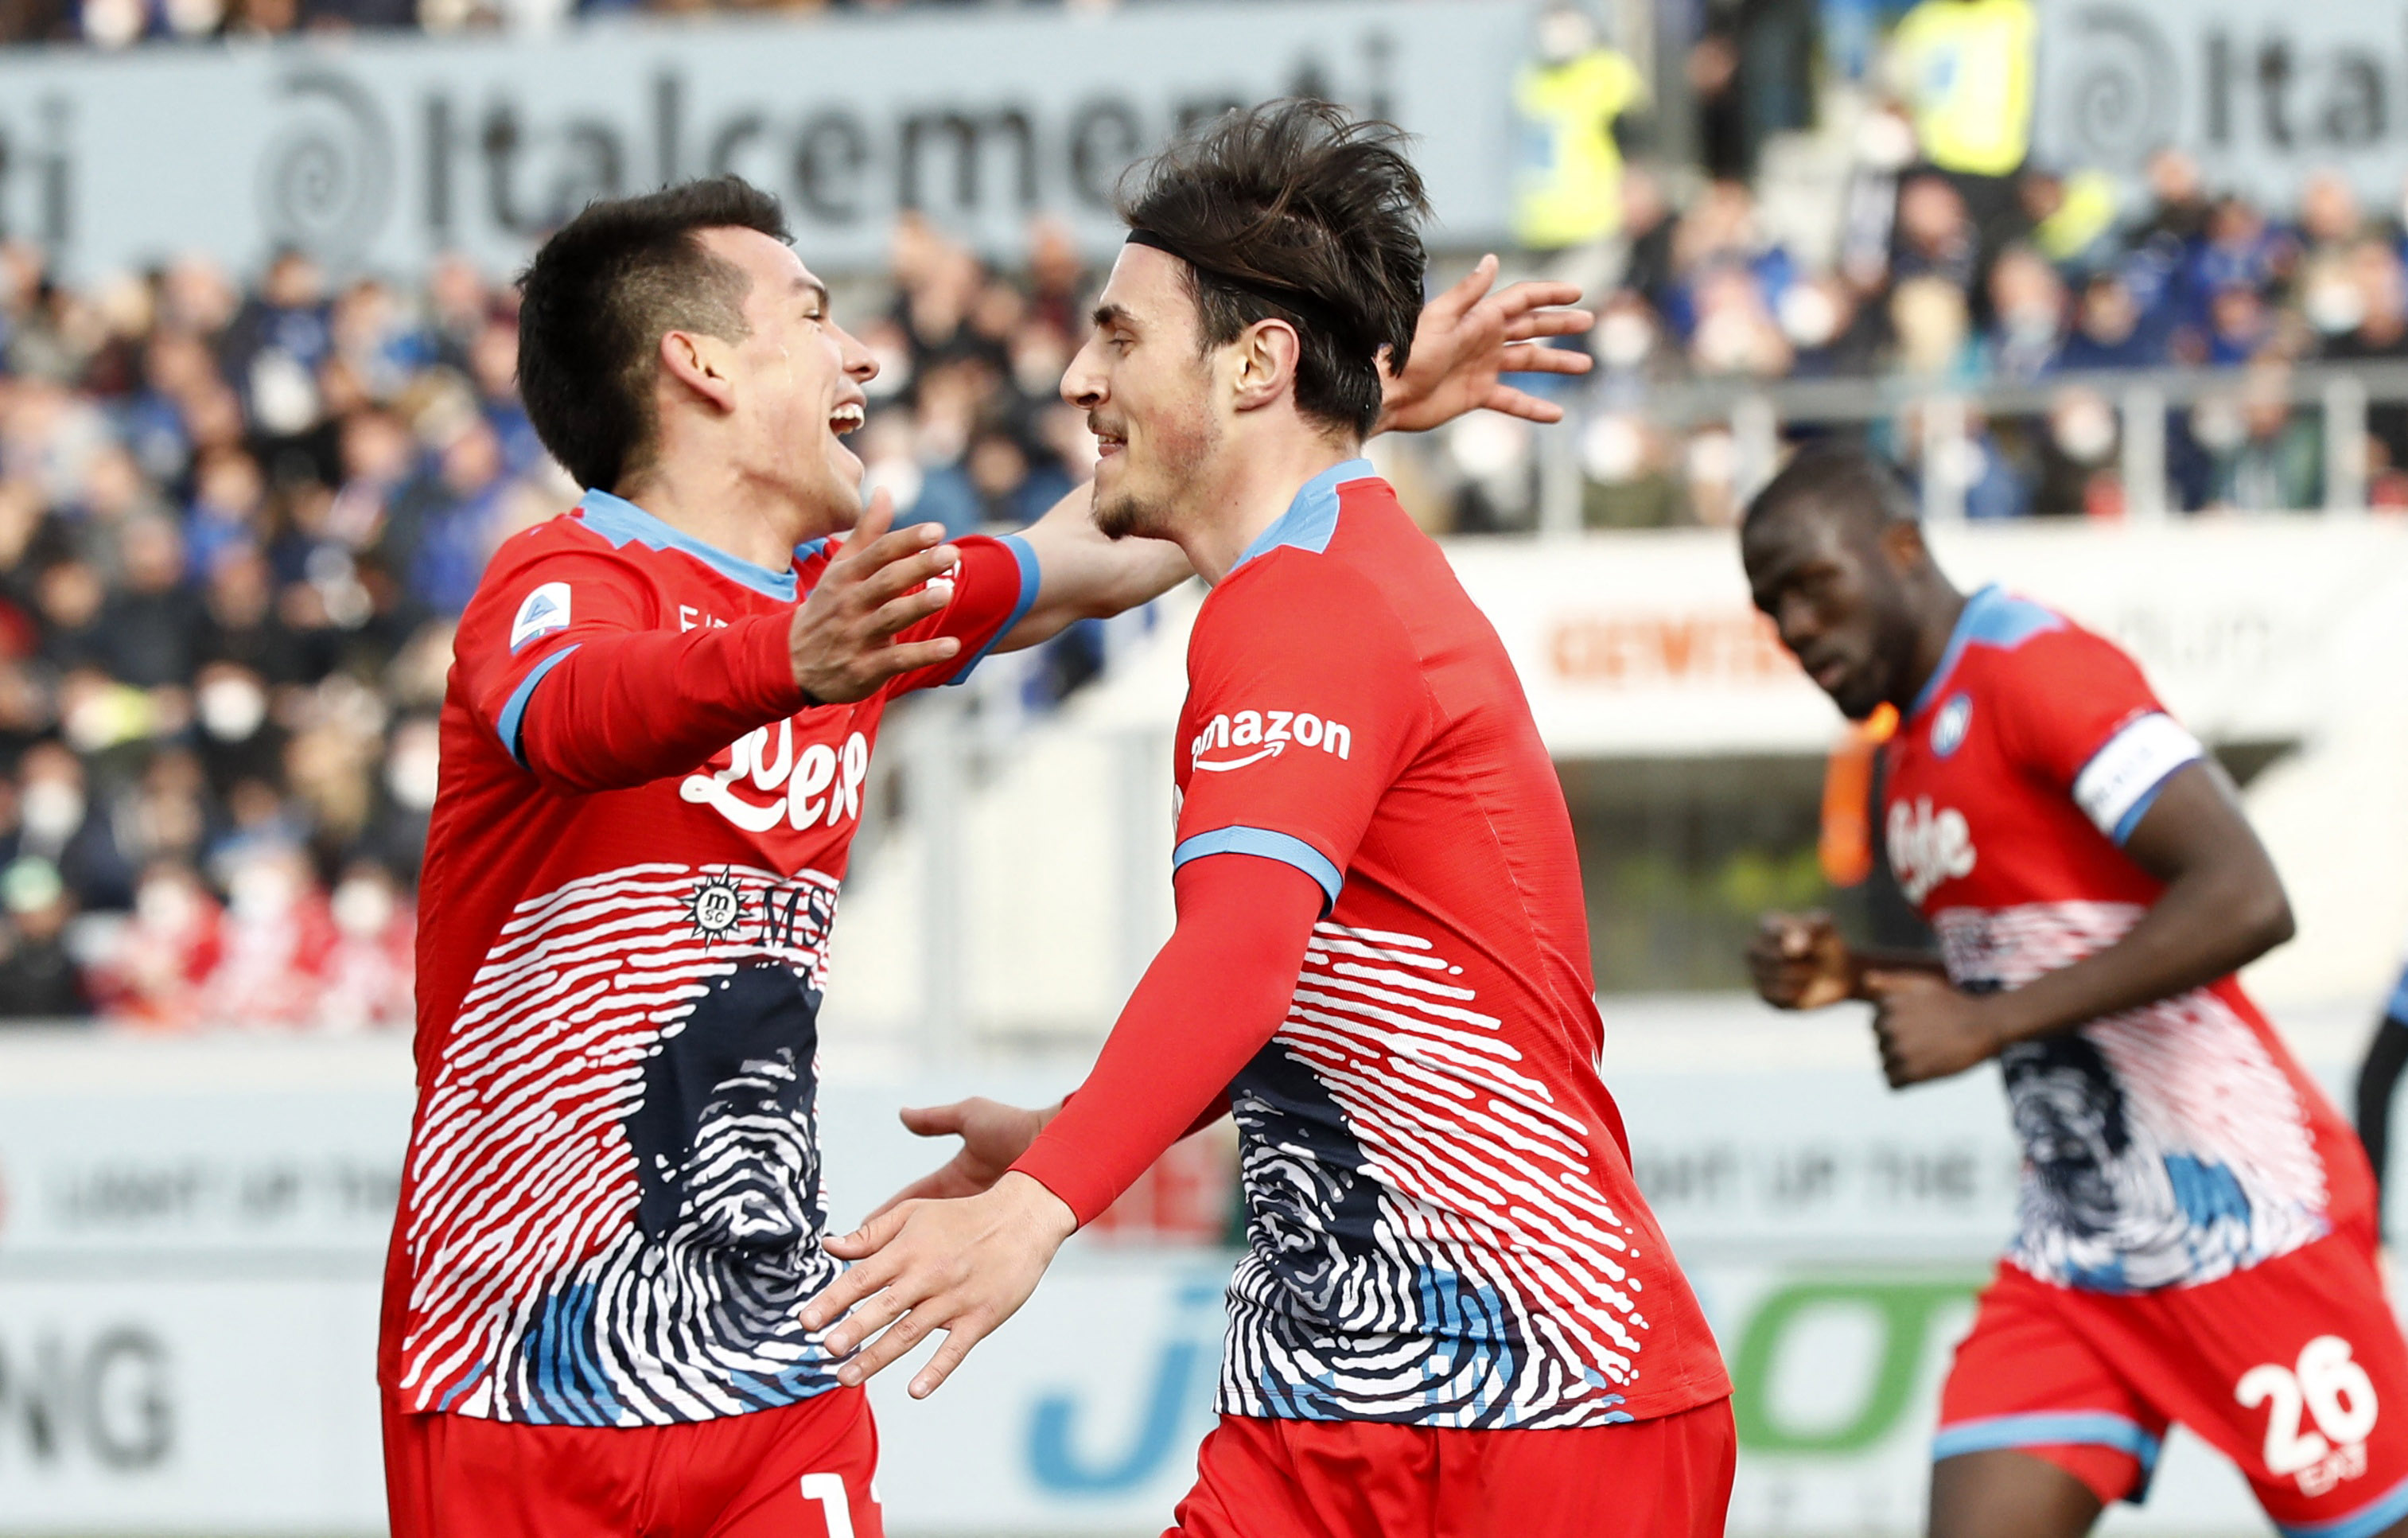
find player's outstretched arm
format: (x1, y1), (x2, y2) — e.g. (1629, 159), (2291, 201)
(994, 481), (1192, 654)
(1864, 760), (2293, 1088)
(799, 855), (1323, 1398)
(1375, 255), (1595, 433)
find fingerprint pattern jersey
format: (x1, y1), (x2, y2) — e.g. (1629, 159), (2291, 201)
(383, 489), (1036, 1425)
(1881, 585), (2371, 1292)
(1167, 462), (1729, 1430)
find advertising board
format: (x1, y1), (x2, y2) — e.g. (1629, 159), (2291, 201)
(1, 1021), (2367, 1533)
(0, 0), (1527, 284)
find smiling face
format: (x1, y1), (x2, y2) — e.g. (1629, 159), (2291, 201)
(1058, 243), (1225, 542)
(1742, 502), (1927, 721)
(695, 227), (876, 531)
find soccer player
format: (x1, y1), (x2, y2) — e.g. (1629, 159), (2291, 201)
(2354, 960), (2408, 1228)
(1737, 446), (2408, 1538)
(381, 173), (1599, 1537)
(797, 103), (1736, 1538)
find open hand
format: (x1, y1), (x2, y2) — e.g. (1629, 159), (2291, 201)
(1865, 970), (2002, 1088)
(799, 1172), (1076, 1400)
(1748, 911), (1858, 1010)
(1376, 255), (1595, 433)
(862, 1098), (1051, 1224)
(788, 487), (964, 703)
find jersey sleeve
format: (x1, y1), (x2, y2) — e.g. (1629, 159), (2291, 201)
(457, 542), (803, 794)
(883, 532), (1041, 698)
(1171, 556), (1434, 913)
(1996, 628), (2205, 847)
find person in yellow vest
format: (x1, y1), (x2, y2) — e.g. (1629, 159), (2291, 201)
(1887, 0), (2039, 298)
(1512, 2), (1651, 256)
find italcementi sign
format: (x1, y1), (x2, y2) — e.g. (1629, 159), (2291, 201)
(2038, 0), (2408, 211)
(0, 0), (1530, 283)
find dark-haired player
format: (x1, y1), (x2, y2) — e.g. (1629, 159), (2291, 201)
(800, 102), (1734, 1538)
(1739, 445), (2408, 1538)
(379, 172), (1600, 1538)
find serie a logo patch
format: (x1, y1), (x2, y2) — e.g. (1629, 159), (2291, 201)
(511, 582), (572, 652)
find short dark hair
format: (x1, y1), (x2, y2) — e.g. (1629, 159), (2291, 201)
(1118, 100), (1429, 439)
(1743, 442), (1919, 537)
(516, 177), (790, 493)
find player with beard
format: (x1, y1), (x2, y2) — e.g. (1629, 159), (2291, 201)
(1739, 445), (2408, 1538)
(382, 173), (1599, 1538)
(799, 103), (1734, 1538)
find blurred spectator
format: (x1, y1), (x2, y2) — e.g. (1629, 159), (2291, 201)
(0, 855), (84, 1018)
(1887, 0), (2036, 260)
(1512, 2), (1650, 257)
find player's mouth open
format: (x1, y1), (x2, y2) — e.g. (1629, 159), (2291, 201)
(829, 403), (866, 436)
(1095, 432), (1126, 458)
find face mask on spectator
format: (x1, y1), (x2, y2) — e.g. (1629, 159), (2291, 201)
(137, 871), (205, 934)
(21, 779), (84, 847)
(229, 857), (300, 921)
(1581, 414), (1648, 484)
(333, 874), (396, 938)
(2306, 275), (2367, 335)
(199, 673), (270, 742)
(1596, 310), (1654, 369)
(387, 735), (440, 812)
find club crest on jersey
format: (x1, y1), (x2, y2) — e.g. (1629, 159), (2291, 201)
(1931, 692), (1974, 757)
(1192, 709), (1352, 773)
(509, 582), (571, 652)
(1889, 796), (1976, 905)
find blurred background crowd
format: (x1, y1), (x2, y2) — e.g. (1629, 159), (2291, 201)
(0, 0), (2394, 1025)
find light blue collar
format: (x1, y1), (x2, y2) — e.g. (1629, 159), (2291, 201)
(1909, 583), (2003, 720)
(1228, 458), (1376, 576)
(575, 489), (809, 603)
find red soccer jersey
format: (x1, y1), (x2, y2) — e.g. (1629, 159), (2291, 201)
(382, 489), (1036, 1425)
(1883, 584), (2371, 1292)
(1167, 461), (1728, 1429)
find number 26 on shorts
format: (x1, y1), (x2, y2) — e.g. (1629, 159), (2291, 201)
(2237, 1334), (2381, 1494)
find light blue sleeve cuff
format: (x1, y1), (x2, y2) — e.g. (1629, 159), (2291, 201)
(946, 532), (1042, 686)
(497, 644), (580, 769)
(1172, 826), (1341, 913)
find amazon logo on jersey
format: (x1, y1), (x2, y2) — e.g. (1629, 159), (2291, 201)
(1190, 709), (1352, 773)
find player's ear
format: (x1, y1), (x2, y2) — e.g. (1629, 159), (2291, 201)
(1229, 317), (1301, 413)
(658, 328), (736, 414)
(1877, 516), (1929, 573)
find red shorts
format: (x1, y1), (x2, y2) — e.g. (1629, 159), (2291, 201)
(1937, 1231), (2408, 1535)
(1165, 1398), (1736, 1538)
(382, 1385), (881, 1538)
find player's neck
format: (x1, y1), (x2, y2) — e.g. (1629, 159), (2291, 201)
(610, 462), (811, 576)
(1894, 582), (1970, 714)
(1182, 431), (1363, 585)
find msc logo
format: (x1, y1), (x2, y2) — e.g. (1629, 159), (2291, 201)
(682, 722), (869, 834)
(1190, 709), (1352, 773)
(1889, 796), (1975, 905)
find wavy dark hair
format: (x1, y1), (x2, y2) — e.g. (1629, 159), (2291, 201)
(1118, 101), (1430, 439)
(516, 177), (788, 493)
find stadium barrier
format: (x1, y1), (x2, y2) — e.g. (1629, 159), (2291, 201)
(0, 1008), (2378, 1536)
